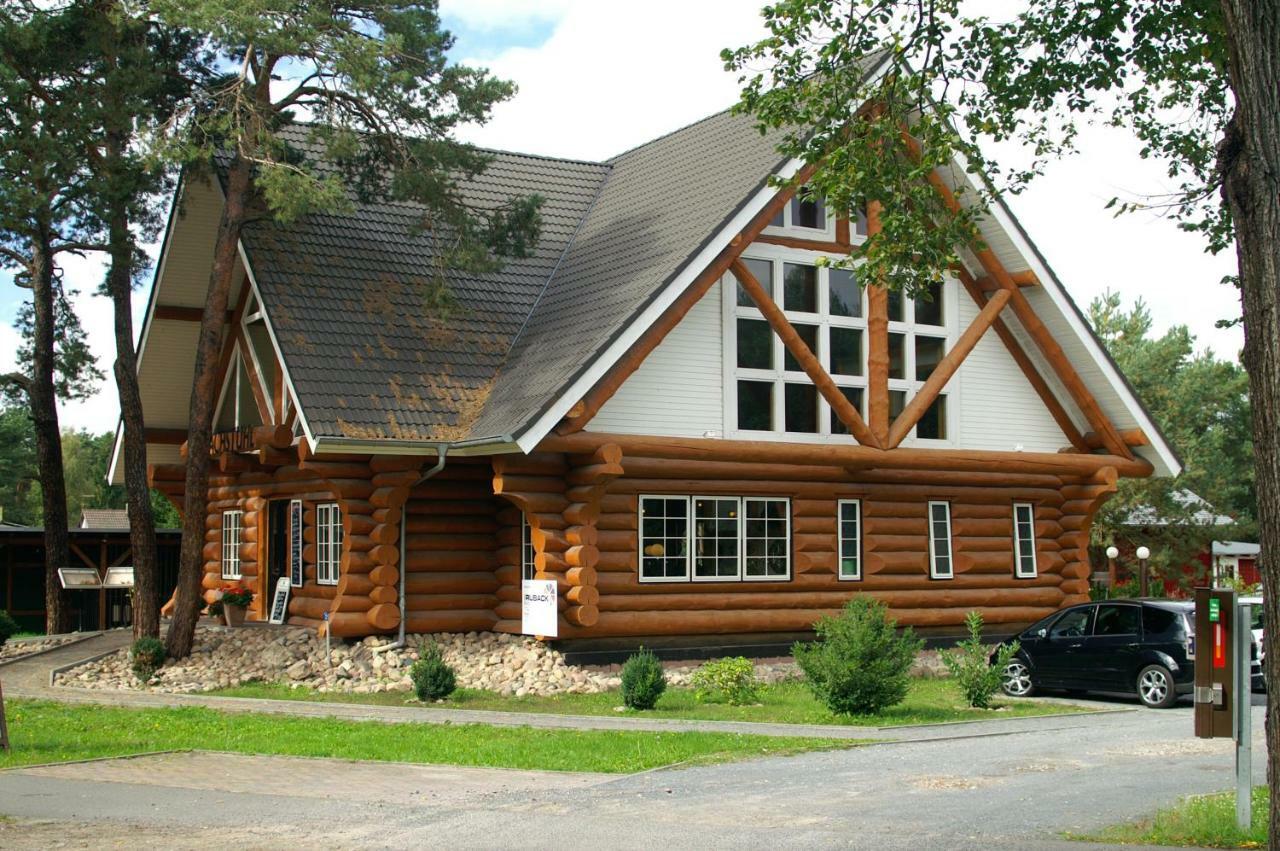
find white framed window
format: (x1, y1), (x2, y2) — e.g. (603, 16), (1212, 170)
(315, 502), (342, 586)
(639, 495), (791, 583)
(1013, 502), (1038, 578)
(765, 198), (868, 238)
(221, 510), (242, 579)
(928, 501), (953, 579)
(887, 281), (953, 441)
(838, 499), (862, 581)
(520, 512), (536, 581)
(729, 254), (869, 439)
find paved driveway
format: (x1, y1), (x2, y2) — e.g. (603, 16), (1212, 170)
(0, 696), (1263, 850)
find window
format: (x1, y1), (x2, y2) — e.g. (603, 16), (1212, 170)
(221, 510), (242, 579)
(731, 256), (867, 439)
(1142, 606), (1180, 638)
(1094, 604), (1141, 636)
(1050, 606), (1092, 639)
(838, 499), (862, 580)
(639, 495), (791, 583)
(928, 501), (953, 579)
(315, 502), (342, 585)
(888, 280), (951, 441)
(521, 512), (536, 582)
(769, 197), (832, 232)
(1012, 502), (1037, 578)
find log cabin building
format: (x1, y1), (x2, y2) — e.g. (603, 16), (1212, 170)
(114, 94), (1180, 648)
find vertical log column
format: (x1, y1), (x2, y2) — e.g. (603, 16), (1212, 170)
(563, 444), (623, 628)
(1057, 466), (1119, 604)
(358, 459), (421, 633)
(865, 200), (890, 444)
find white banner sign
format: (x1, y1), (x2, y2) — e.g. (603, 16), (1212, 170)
(521, 579), (558, 637)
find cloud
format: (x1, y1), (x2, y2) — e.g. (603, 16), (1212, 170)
(438, 0), (575, 31)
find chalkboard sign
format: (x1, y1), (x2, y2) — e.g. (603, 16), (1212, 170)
(269, 577), (291, 625)
(289, 499), (303, 587)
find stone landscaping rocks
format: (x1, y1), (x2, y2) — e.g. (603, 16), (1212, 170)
(0, 634), (80, 664)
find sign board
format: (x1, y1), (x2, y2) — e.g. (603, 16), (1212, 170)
(57, 567), (101, 589)
(521, 579), (558, 637)
(1195, 587), (1236, 739)
(268, 577), (291, 625)
(289, 499), (303, 587)
(102, 566), (135, 589)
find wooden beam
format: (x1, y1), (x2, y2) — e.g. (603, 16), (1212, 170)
(956, 268), (1090, 452)
(554, 162), (821, 435)
(976, 270), (1039, 292)
(899, 129), (1132, 460)
(865, 201), (890, 443)
(729, 259), (882, 449)
(887, 287), (1012, 447)
(753, 234), (853, 253)
(144, 427), (188, 445)
(1082, 428), (1149, 450)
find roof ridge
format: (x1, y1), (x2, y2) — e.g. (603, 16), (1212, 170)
(605, 105), (736, 163)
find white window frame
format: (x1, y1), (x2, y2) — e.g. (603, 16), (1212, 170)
(886, 280), (957, 445)
(1013, 502), (1038, 578)
(763, 196), (839, 238)
(927, 501), (954, 579)
(315, 502), (342, 586)
(221, 510), (242, 579)
(838, 499), (862, 581)
(520, 512), (536, 582)
(637, 495), (792, 583)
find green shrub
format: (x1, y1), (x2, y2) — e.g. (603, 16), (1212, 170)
(410, 642), (457, 701)
(690, 656), (761, 705)
(940, 611), (1018, 709)
(130, 636), (167, 682)
(0, 610), (19, 647)
(793, 597), (923, 715)
(620, 648), (666, 710)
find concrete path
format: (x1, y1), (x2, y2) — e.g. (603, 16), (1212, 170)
(3, 631), (1132, 742)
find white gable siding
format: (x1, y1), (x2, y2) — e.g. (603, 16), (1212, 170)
(591, 279), (724, 435)
(954, 289), (1072, 452)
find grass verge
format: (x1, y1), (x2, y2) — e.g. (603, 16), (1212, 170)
(1070, 786), (1267, 848)
(0, 699), (862, 774)
(210, 678), (1085, 727)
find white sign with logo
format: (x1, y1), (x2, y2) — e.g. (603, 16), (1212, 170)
(268, 577), (291, 625)
(521, 579), (558, 637)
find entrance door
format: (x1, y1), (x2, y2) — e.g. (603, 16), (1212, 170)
(267, 500), (290, 592)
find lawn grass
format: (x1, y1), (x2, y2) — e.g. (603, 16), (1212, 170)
(0, 699), (860, 774)
(210, 677), (1086, 727)
(1072, 786), (1267, 848)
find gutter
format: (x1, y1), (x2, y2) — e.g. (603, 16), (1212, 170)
(373, 444), (449, 654)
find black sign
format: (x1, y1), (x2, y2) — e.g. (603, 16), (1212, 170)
(289, 499), (303, 587)
(269, 577), (291, 625)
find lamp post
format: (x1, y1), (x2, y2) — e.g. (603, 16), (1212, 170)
(1136, 545), (1151, 597)
(1105, 545), (1120, 594)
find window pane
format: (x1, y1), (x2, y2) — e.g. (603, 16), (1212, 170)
(828, 268), (862, 317)
(917, 395), (947, 440)
(784, 383), (819, 433)
(737, 380), (773, 431)
(783, 264), (817, 312)
(915, 335), (945, 382)
(830, 327), (863, 376)
(889, 390), (906, 421)
(640, 496), (689, 580)
(694, 497), (739, 579)
(1050, 608), (1092, 639)
(914, 282), (944, 326)
(1095, 605), (1141, 636)
(839, 500), (861, 580)
(888, 332), (906, 379)
(853, 205), (868, 236)
(744, 498), (789, 578)
(737, 318), (773, 369)
(1143, 606), (1179, 637)
(737, 258), (773, 307)
(791, 197), (825, 229)
(521, 514), (535, 581)
(887, 289), (904, 322)
(830, 387), (865, 435)
(783, 324), (818, 371)
(769, 207), (784, 227)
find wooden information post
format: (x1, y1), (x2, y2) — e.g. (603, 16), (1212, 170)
(0, 676), (9, 752)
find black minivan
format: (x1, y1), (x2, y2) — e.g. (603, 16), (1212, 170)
(997, 600), (1218, 708)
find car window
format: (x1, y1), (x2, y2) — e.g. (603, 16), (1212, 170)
(1094, 604), (1141, 636)
(1142, 606), (1180, 637)
(1050, 607), (1092, 639)
(1021, 612), (1060, 638)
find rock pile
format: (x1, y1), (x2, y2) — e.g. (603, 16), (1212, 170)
(0, 634), (80, 664)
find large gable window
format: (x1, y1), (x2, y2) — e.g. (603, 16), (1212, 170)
(640, 495), (791, 583)
(889, 281), (952, 441)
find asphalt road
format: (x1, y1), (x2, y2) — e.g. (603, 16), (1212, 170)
(0, 695), (1266, 850)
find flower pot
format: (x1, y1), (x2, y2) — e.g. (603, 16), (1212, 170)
(223, 603), (246, 627)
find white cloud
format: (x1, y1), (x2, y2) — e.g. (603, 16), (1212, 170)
(438, 0), (575, 30)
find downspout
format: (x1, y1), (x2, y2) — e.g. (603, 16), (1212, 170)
(373, 444), (449, 653)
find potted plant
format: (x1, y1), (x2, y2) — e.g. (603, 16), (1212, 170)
(218, 584), (254, 627)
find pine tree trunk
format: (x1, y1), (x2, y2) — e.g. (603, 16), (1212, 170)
(165, 159), (251, 659)
(28, 228), (71, 635)
(1217, 1), (1280, 845)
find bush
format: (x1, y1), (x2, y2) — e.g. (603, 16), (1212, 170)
(690, 657), (761, 705)
(793, 597), (923, 715)
(130, 636), (167, 682)
(0, 610), (19, 647)
(410, 642), (457, 701)
(940, 611), (1019, 709)
(620, 648), (666, 710)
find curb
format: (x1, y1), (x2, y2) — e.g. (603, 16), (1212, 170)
(1, 749), (191, 773)
(0, 633), (102, 670)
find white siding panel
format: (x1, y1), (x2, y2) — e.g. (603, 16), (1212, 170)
(592, 280), (723, 436)
(955, 290), (1072, 453)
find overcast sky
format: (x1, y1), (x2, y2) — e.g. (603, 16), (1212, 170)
(0, 0), (1243, 432)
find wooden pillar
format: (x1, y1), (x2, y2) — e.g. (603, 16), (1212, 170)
(98, 540), (107, 630)
(865, 199), (889, 443)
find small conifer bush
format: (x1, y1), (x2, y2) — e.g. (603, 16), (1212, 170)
(0, 610), (19, 647)
(411, 642), (457, 701)
(620, 647), (666, 710)
(130, 636), (167, 682)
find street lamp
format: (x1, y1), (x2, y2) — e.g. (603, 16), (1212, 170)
(1135, 545), (1152, 597)
(1105, 545), (1120, 593)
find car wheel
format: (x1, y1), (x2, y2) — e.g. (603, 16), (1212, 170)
(1137, 664), (1178, 709)
(1001, 658), (1035, 697)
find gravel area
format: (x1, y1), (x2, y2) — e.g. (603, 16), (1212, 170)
(0, 634), (82, 664)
